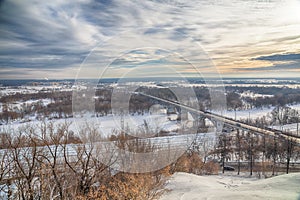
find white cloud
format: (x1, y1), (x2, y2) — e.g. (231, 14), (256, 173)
(0, 0), (299, 78)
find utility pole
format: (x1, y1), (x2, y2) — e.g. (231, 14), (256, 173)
(297, 117), (299, 136)
(234, 108), (237, 121)
(249, 132), (253, 176)
(120, 110), (124, 132)
(248, 111), (251, 123)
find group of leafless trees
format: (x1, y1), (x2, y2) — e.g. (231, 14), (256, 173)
(0, 121), (221, 200)
(215, 129), (300, 177)
(0, 91), (73, 123)
(0, 121), (299, 199)
(226, 86), (300, 110)
(0, 122), (104, 199)
(0, 122), (160, 200)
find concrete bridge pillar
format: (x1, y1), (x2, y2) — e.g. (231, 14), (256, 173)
(197, 116), (206, 128)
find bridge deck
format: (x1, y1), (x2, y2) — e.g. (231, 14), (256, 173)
(136, 92), (300, 144)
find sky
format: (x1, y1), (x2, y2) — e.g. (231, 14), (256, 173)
(0, 0), (300, 79)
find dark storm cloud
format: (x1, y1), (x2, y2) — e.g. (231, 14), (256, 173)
(253, 53), (300, 61)
(235, 61), (300, 71)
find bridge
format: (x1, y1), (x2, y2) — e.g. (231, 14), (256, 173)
(135, 92), (300, 144)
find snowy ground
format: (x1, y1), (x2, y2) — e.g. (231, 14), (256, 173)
(160, 172), (300, 200)
(240, 90), (274, 99)
(0, 98), (52, 112)
(0, 85), (75, 96)
(224, 107), (274, 120)
(272, 123), (299, 135)
(224, 103), (300, 121)
(0, 113), (181, 138)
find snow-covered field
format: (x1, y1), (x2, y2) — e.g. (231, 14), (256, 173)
(291, 104), (300, 111)
(240, 90), (274, 99)
(224, 103), (300, 121)
(224, 107), (274, 120)
(0, 98), (52, 113)
(0, 85), (74, 96)
(160, 172), (300, 200)
(0, 113), (181, 138)
(272, 123), (299, 135)
(173, 79), (300, 89)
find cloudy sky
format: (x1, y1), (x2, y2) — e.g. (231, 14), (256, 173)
(0, 0), (299, 79)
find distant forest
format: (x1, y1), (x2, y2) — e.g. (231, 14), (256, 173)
(1, 85), (300, 123)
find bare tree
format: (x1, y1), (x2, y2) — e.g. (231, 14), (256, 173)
(265, 137), (279, 176)
(62, 124), (112, 197)
(8, 128), (43, 200)
(0, 149), (12, 199)
(284, 139), (296, 174)
(235, 129), (243, 175)
(214, 133), (233, 174)
(36, 121), (71, 200)
(245, 132), (258, 176)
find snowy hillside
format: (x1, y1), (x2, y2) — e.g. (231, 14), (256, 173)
(160, 172), (300, 200)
